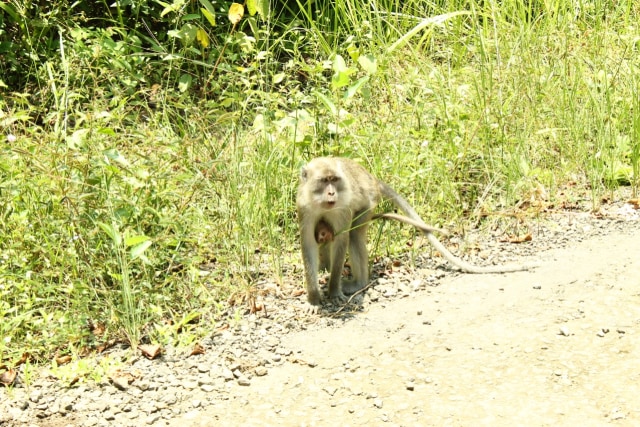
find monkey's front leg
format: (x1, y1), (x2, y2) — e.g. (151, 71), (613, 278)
(301, 232), (322, 314)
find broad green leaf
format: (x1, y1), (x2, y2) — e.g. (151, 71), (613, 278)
(130, 241), (152, 260)
(358, 54), (377, 75)
(103, 149), (130, 167)
(314, 91), (338, 116)
(201, 8), (216, 27)
(124, 235), (149, 247)
(98, 222), (121, 246)
(178, 74), (192, 92)
(255, 0), (268, 18)
(199, 0), (216, 16)
(332, 54), (347, 74)
(247, 0), (257, 16)
(159, 0), (187, 17)
(344, 76), (370, 101)
(66, 128), (89, 150)
(332, 71), (350, 90)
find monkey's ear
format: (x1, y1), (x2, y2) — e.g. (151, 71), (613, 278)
(300, 166), (308, 181)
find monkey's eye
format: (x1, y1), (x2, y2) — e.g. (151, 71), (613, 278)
(320, 176), (339, 184)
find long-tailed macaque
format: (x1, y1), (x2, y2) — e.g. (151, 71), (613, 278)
(297, 156), (535, 313)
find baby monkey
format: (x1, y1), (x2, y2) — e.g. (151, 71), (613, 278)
(297, 156), (535, 314)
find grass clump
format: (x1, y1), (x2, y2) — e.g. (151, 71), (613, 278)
(1, 0), (639, 373)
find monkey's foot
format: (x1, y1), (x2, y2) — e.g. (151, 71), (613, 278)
(329, 292), (349, 304)
(304, 302), (321, 314)
(340, 280), (365, 295)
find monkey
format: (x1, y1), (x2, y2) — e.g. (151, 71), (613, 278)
(297, 156), (536, 313)
(314, 219), (335, 244)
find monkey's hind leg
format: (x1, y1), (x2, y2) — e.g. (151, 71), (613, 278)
(327, 234), (349, 304)
(340, 221), (370, 296)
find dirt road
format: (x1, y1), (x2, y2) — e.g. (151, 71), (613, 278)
(170, 225), (640, 426)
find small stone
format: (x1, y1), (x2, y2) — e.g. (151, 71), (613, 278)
(183, 380), (198, 390)
(264, 336), (280, 348)
(373, 398), (383, 409)
(222, 368), (235, 381)
(29, 390), (42, 403)
(112, 377), (130, 391)
(134, 379), (150, 391)
(237, 377), (251, 386)
(254, 366), (268, 377)
(192, 400), (202, 408)
(145, 414), (161, 425)
(201, 384), (215, 392)
(559, 326), (570, 336)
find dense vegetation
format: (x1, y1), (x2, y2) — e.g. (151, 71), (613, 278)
(1, 0), (639, 375)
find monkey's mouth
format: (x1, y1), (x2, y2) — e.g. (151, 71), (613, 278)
(324, 201), (336, 208)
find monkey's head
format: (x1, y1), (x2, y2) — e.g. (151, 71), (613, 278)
(314, 219), (334, 244)
(299, 158), (351, 210)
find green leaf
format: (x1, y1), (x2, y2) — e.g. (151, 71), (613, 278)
(199, 0), (216, 16)
(98, 222), (121, 246)
(103, 149), (131, 167)
(358, 54), (377, 75)
(332, 54), (347, 74)
(247, 0), (257, 16)
(130, 241), (153, 260)
(201, 8), (216, 27)
(344, 76), (370, 101)
(314, 91), (337, 116)
(124, 235), (150, 247)
(179, 74), (192, 92)
(256, 0), (269, 18)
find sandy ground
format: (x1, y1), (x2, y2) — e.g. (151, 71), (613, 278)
(169, 225), (640, 427)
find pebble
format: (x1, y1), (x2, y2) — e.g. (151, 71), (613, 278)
(237, 377), (251, 386)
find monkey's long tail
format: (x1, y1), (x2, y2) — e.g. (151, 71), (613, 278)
(425, 232), (537, 274)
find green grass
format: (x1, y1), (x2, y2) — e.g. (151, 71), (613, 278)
(1, 0), (639, 373)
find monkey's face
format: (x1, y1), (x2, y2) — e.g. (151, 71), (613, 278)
(315, 219), (335, 243)
(301, 164), (345, 210)
(315, 175), (341, 208)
